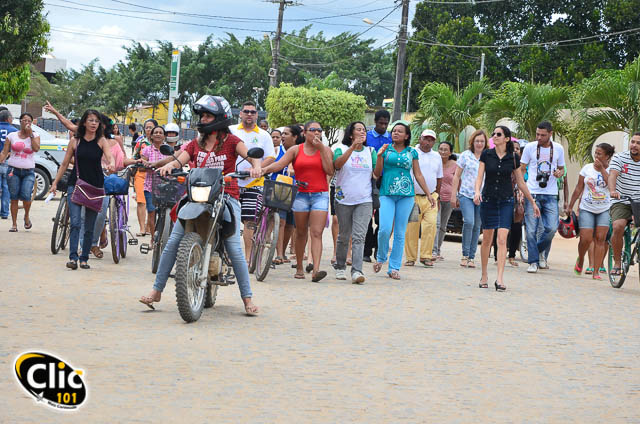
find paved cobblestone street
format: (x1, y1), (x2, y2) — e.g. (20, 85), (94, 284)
(2, 199), (640, 423)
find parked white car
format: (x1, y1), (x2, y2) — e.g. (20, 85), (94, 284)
(11, 119), (69, 199)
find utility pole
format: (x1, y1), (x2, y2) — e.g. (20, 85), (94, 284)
(266, 0), (299, 87)
(392, 0), (409, 122)
(478, 52), (485, 100)
(406, 72), (412, 113)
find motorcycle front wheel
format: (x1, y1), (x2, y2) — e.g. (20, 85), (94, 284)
(175, 232), (207, 323)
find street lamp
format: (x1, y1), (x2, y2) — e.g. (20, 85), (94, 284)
(253, 87), (264, 109)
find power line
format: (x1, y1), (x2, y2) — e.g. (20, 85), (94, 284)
(50, 27), (206, 44)
(280, 4), (400, 50)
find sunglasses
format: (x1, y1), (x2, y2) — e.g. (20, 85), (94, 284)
(492, 132), (504, 137)
(242, 110), (257, 114)
(308, 127), (323, 132)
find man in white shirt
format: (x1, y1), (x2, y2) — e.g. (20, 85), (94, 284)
(404, 129), (443, 267)
(229, 100), (276, 255)
(519, 121), (565, 273)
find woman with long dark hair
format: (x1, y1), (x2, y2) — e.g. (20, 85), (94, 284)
(373, 122), (434, 280)
(332, 121), (376, 284)
(474, 125), (539, 290)
(49, 110), (115, 269)
(432, 141), (457, 260)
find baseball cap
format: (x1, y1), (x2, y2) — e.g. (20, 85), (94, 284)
(421, 129), (437, 139)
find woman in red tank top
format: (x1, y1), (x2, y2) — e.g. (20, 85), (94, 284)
(262, 121), (334, 282)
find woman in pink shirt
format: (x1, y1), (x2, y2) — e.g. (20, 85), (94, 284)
(0, 113), (40, 232)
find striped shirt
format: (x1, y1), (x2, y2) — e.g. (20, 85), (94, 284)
(609, 151), (640, 204)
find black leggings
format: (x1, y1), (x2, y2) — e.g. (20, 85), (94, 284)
(492, 221), (523, 260)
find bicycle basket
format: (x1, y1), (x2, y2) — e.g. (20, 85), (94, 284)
(263, 179), (297, 211)
(630, 199), (640, 227)
(104, 171), (130, 195)
(57, 169), (72, 193)
(152, 173), (186, 208)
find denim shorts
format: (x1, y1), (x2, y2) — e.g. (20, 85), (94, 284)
(292, 191), (329, 213)
(143, 190), (156, 212)
(7, 167), (35, 201)
(480, 197), (514, 230)
(278, 209), (295, 225)
(579, 208), (609, 228)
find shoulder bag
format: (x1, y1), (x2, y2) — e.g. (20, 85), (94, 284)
(71, 141), (105, 212)
(512, 153), (524, 223)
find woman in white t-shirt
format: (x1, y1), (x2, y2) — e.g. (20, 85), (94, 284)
(567, 143), (615, 280)
(332, 121), (377, 284)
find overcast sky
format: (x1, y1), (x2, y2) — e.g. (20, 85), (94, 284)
(43, 0), (417, 70)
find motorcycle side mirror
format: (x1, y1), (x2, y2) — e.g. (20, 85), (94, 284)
(247, 147), (264, 159)
(159, 144), (174, 156)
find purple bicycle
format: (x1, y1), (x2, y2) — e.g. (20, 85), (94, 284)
(106, 164), (142, 264)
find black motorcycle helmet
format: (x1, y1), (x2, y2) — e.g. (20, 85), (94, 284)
(192, 95), (233, 135)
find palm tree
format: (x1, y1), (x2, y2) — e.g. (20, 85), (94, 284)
(483, 81), (571, 141)
(568, 56), (640, 163)
(412, 79), (492, 152)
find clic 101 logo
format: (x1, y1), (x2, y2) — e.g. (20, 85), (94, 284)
(14, 352), (87, 411)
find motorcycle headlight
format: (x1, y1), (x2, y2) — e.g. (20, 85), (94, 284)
(191, 186), (211, 202)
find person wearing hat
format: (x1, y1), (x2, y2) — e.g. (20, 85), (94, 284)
(404, 129), (442, 267)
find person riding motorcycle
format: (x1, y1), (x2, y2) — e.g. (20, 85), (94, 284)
(164, 122), (182, 151)
(139, 95), (261, 315)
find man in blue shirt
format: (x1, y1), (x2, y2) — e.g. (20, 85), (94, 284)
(0, 108), (17, 219)
(366, 110), (391, 152)
(363, 110), (391, 262)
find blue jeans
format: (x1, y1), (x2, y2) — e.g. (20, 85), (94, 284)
(524, 194), (559, 264)
(91, 196), (110, 246)
(459, 195), (481, 259)
(0, 163), (9, 217)
(376, 195), (414, 272)
(7, 167), (35, 201)
(154, 197), (252, 298)
(67, 185), (98, 262)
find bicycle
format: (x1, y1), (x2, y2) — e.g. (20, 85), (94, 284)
(45, 151), (71, 255)
(248, 178), (304, 281)
(105, 164), (142, 264)
(607, 196), (640, 288)
(139, 171), (186, 273)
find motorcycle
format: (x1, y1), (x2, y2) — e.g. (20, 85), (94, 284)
(158, 145), (264, 323)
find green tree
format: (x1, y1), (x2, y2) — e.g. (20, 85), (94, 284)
(568, 56), (640, 162)
(0, 64), (31, 103)
(0, 0), (49, 72)
(265, 83), (366, 145)
(412, 79), (492, 152)
(484, 82), (570, 141)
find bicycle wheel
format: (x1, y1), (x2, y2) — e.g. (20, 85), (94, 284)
(248, 217), (261, 274)
(119, 195), (128, 258)
(608, 240), (632, 288)
(151, 210), (170, 274)
(50, 197), (68, 254)
(60, 196), (70, 250)
(109, 196), (121, 264)
(255, 210), (280, 281)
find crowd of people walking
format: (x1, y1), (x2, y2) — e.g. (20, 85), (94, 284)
(3, 97), (640, 317)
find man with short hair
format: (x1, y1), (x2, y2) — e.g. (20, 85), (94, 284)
(608, 132), (640, 274)
(230, 101), (276, 255)
(404, 129), (442, 267)
(519, 121), (566, 273)
(363, 109), (392, 262)
(128, 123), (139, 155)
(0, 109), (17, 219)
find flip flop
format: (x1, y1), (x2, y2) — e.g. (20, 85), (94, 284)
(24, 219), (32, 230)
(311, 271), (327, 282)
(294, 272), (305, 279)
(100, 237), (108, 249)
(244, 304), (259, 316)
(611, 267), (622, 276)
(388, 270), (401, 280)
(592, 274), (603, 280)
(9, 227), (17, 232)
(91, 246), (104, 259)
(273, 256), (283, 265)
(136, 232), (147, 237)
(373, 262), (383, 273)
(139, 296), (158, 310)
(305, 263), (314, 273)
(420, 259), (434, 268)
(585, 267), (593, 275)
(574, 258), (583, 275)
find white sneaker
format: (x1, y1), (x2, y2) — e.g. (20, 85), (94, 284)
(539, 258), (548, 269)
(527, 263), (538, 273)
(335, 269), (347, 280)
(352, 271), (365, 284)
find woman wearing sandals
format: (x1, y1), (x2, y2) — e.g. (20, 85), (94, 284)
(373, 122), (434, 280)
(0, 113), (39, 232)
(451, 130), (488, 268)
(49, 110), (115, 269)
(332, 121), (377, 284)
(262, 121), (334, 282)
(474, 126), (539, 291)
(566, 142), (615, 280)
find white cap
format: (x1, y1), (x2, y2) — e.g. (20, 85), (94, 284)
(421, 129), (437, 139)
